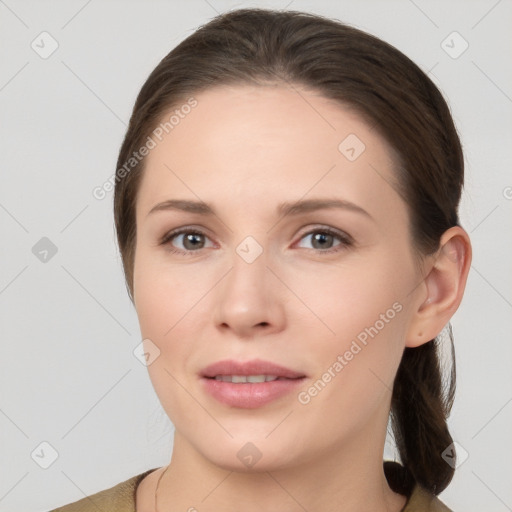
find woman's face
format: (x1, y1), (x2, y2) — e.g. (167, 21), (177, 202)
(133, 83), (426, 470)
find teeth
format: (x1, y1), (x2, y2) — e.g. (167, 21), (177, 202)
(213, 375), (279, 383)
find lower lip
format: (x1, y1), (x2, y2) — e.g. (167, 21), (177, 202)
(201, 377), (306, 408)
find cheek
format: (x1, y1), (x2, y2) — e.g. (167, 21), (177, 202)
(134, 258), (205, 425)
(291, 285), (407, 445)
(284, 255), (409, 345)
(287, 255), (410, 403)
(134, 251), (210, 338)
(133, 253), (216, 388)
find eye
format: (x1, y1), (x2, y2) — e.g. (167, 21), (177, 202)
(160, 228), (214, 254)
(159, 226), (353, 255)
(296, 227), (353, 253)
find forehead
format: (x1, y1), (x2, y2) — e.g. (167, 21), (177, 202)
(137, 83), (406, 226)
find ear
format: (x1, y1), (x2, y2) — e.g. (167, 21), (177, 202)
(406, 226), (472, 348)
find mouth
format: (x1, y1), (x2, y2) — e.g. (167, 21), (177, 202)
(200, 359), (306, 408)
(207, 374), (296, 383)
(200, 358), (306, 380)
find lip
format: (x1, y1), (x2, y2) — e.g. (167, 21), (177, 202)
(200, 358), (306, 379)
(200, 358), (306, 409)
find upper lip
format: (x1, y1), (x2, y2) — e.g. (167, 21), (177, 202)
(200, 359), (306, 379)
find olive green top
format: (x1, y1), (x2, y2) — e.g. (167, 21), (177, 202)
(49, 462), (452, 511)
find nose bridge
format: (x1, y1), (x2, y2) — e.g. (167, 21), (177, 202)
(225, 230), (270, 284)
(213, 235), (285, 335)
(224, 238), (271, 308)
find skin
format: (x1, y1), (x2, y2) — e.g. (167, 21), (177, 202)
(132, 83), (471, 511)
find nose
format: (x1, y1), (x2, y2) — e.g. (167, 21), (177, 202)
(213, 247), (286, 339)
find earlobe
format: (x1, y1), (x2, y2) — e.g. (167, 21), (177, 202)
(406, 226), (472, 348)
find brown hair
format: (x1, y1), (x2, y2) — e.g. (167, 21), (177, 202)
(114, 8), (463, 494)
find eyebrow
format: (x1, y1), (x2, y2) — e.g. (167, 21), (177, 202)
(147, 198), (373, 220)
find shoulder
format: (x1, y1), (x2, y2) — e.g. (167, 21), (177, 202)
(404, 484), (453, 511)
(48, 468), (159, 512)
(384, 461), (453, 512)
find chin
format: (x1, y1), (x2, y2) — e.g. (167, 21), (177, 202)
(194, 435), (307, 474)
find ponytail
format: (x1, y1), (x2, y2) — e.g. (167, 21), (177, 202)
(390, 325), (456, 494)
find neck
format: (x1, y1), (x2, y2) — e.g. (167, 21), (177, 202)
(153, 420), (407, 512)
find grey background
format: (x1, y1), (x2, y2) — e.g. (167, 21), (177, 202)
(1, 0), (511, 510)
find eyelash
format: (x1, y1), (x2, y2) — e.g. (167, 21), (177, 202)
(159, 226), (353, 256)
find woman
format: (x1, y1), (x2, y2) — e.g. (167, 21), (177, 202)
(52, 7), (471, 512)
